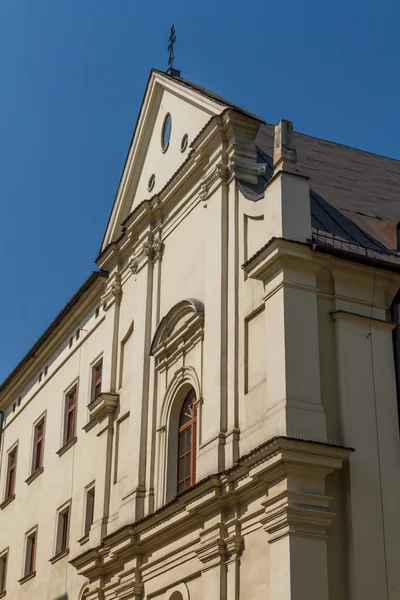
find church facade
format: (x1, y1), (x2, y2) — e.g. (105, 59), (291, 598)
(0, 68), (400, 600)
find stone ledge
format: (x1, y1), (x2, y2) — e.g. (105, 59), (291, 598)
(56, 436), (77, 457)
(0, 494), (15, 511)
(25, 466), (44, 486)
(83, 418), (97, 433)
(50, 548), (69, 564)
(78, 533), (89, 546)
(18, 571), (36, 585)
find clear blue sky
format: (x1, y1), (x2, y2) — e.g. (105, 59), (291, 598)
(0, 0), (398, 382)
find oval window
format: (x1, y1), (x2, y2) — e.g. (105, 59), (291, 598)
(180, 134), (188, 152)
(148, 174), (155, 192)
(161, 113), (172, 152)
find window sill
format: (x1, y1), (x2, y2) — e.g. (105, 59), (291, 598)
(77, 533), (89, 546)
(0, 494), (15, 510)
(25, 466), (44, 485)
(56, 436), (77, 457)
(49, 548), (69, 564)
(83, 418), (97, 433)
(18, 571), (36, 585)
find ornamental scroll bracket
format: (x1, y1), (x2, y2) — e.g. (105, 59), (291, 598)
(101, 274), (122, 311)
(199, 159), (231, 203)
(128, 236), (164, 275)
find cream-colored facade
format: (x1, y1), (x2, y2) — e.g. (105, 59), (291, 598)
(1, 68), (400, 600)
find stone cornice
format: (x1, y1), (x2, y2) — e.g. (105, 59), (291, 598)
(70, 437), (351, 579)
(331, 309), (395, 330)
(243, 238), (323, 283)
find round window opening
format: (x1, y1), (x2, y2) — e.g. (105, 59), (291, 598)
(180, 134), (188, 152)
(148, 174), (155, 192)
(161, 113), (172, 152)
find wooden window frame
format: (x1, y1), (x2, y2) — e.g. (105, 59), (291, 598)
(6, 447), (17, 499)
(91, 359), (103, 403)
(25, 530), (37, 576)
(177, 390), (197, 494)
(56, 505), (70, 554)
(32, 418), (45, 472)
(64, 387), (77, 444)
(0, 551), (7, 593)
(84, 486), (95, 536)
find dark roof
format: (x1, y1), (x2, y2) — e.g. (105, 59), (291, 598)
(240, 124), (400, 255)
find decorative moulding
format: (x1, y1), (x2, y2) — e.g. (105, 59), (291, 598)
(164, 582), (190, 600)
(49, 548), (70, 565)
(56, 436), (77, 457)
(0, 494), (15, 511)
(25, 466), (44, 486)
(77, 533), (89, 546)
(83, 417), (98, 433)
(18, 571), (36, 585)
(150, 298), (204, 370)
(127, 236), (165, 277)
(88, 392), (119, 421)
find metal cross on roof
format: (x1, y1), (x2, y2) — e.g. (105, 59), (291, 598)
(168, 24), (176, 70)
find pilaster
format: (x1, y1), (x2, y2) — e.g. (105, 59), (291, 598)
(196, 521), (228, 599)
(245, 240), (327, 440)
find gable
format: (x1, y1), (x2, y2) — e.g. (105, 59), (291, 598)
(101, 70), (228, 252)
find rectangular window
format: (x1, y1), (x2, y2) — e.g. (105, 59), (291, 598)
(24, 530), (36, 576)
(0, 551), (7, 593)
(84, 486), (95, 536)
(64, 387), (77, 443)
(91, 359), (102, 403)
(6, 447), (17, 498)
(56, 506), (70, 554)
(32, 418), (45, 472)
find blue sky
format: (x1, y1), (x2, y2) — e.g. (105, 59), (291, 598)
(0, 0), (398, 381)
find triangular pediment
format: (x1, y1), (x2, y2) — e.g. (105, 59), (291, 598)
(101, 70), (229, 252)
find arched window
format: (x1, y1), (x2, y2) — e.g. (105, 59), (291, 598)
(178, 389), (197, 493)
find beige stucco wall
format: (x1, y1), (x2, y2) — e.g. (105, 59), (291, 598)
(0, 71), (399, 600)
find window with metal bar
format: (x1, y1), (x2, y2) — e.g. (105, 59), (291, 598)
(177, 389), (197, 494)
